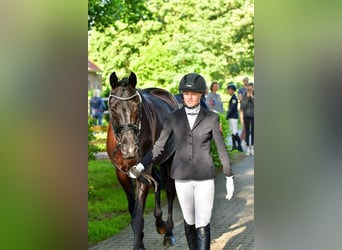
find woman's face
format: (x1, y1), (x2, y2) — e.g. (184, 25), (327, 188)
(211, 83), (219, 92)
(183, 92), (202, 108)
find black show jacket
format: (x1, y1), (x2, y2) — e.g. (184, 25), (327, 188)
(152, 107), (233, 180)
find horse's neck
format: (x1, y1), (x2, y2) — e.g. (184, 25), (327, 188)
(141, 98), (156, 140)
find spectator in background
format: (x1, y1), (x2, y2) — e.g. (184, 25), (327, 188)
(240, 83), (254, 156)
(226, 83), (243, 152)
(89, 89), (106, 126)
(206, 81), (224, 113)
(238, 77), (249, 150)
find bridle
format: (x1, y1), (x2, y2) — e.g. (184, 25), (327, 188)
(108, 89), (143, 160)
(107, 89), (158, 189)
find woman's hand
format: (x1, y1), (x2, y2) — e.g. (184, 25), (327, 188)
(128, 163), (145, 178)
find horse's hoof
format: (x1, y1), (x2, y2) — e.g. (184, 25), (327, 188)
(156, 226), (167, 235)
(155, 220), (167, 235)
(163, 236), (176, 246)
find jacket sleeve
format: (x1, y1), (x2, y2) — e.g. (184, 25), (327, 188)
(229, 97), (238, 117)
(227, 100), (232, 118)
(140, 149), (153, 167)
(212, 114), (233, 177)
(152, 115), (174, 162)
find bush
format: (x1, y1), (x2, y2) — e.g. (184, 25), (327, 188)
(88, 116), (100, 161)
(210, 113), (232, 168)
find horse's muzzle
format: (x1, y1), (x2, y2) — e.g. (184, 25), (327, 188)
(121, 143), (138, 159)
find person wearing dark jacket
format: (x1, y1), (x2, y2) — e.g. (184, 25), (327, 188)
(129, 73), (234, 250)
(226, 83), (243, 152)
(89, 89), (106, 125)
(240, 83), (254, 156)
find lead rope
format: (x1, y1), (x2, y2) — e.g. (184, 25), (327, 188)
(113, 162), (158, 192)
(138, 172), (158, 192)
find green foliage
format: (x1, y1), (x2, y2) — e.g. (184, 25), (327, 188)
(210, 113), (232, 168)
(92, 132), (107, 152)
(88, 0), (254, 91)
(88, 117), (100, 161)
(88, 160), (166, 245)
(88, 0), (153, 31)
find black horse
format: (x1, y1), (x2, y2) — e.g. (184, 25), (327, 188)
(106, 71), (178, 250)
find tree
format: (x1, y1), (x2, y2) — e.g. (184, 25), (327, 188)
(88, 0), (254, 89)
(88, 0), (152, 31)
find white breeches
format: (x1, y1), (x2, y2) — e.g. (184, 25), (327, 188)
(229, 118), (239, 134)
(175, 179), (215, 228)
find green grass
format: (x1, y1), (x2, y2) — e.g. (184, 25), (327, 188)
(88, 160), (165, 246)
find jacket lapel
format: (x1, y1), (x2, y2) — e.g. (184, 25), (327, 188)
(180, 108), (192, 131)
(191, 108), (206, 130)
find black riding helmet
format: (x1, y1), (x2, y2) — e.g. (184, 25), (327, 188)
(227, 83), (237, 91)
(179, 73), (207, 93)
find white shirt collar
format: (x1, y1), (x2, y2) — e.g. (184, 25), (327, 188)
(185, 105), (200, 115)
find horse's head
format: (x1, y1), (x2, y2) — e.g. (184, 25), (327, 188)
(108, 72), (142, 159)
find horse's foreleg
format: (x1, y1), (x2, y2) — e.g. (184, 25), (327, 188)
(152, 166), (167, 235)
(116, 169), (135, 216)
(132, 181), (149, 250)
(154, 179), (167, 235)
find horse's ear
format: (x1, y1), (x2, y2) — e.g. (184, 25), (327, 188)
(109, 72), (119, 89)
(128, 72), (137, 88)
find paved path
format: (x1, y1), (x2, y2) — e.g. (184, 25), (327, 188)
(89, 155), (254, 250)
